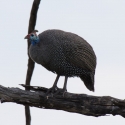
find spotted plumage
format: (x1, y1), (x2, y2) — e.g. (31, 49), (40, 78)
(25, 29), (96, 93)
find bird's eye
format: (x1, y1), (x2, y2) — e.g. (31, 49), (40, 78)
(31, 34), (34, 37)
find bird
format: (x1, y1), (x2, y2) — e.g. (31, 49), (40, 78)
(24, 29), (96, 95)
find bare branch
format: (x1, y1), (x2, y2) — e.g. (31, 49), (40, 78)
(0, 85), (125, 118)
(26, 0), (41, 88)
(25, 0), (41, 125)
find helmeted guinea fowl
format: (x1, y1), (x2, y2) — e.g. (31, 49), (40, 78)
(25, 29), (96, 94)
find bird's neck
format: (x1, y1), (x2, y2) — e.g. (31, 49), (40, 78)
(30, 36), (40, 46)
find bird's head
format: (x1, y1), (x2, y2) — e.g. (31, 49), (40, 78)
(24, 30), (39, 45)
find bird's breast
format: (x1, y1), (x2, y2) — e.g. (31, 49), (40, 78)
(29, 44), (53, 70)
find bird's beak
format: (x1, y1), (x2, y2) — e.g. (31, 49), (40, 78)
(24, 34), (30, 39)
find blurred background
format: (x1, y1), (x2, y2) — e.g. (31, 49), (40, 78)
(0, 0), (125, 124)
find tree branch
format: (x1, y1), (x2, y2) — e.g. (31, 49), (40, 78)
(0, 85), (125, 118)
(25, 0), (41, 125)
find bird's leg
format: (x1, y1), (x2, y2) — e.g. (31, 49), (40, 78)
(45, 75), (60, 96)
(63, 76), (68, 92)
(55, 76), (68, 96)
(51, 74), (60, 92)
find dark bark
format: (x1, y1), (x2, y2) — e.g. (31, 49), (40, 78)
(25, 0), (41, 125)
(0, 85), (125, 118)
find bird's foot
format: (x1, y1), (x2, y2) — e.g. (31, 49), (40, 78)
(45, 86), (59, 98)
(54, 88), (67, 97)
(45, 87), (67, 98)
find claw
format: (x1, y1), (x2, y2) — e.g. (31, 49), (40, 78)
(54, 88), (67, 97)
(45, 86), (59, 98)
(44, 75), (68, 98)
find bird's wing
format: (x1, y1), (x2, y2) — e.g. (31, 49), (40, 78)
(61, 33), (96, 71)
(38, 30), (96, 71)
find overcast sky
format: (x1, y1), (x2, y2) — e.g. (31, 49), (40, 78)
(0, 0), (125, 125)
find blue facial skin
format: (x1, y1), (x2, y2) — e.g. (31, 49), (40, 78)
(30, 34), (40, 45)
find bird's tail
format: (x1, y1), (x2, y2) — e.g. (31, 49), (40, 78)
(80, 72), (95, 92)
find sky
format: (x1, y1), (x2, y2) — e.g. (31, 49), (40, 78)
(0, 0), (125, 125)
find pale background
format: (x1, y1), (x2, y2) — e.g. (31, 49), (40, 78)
(0, 0), (125, 125)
